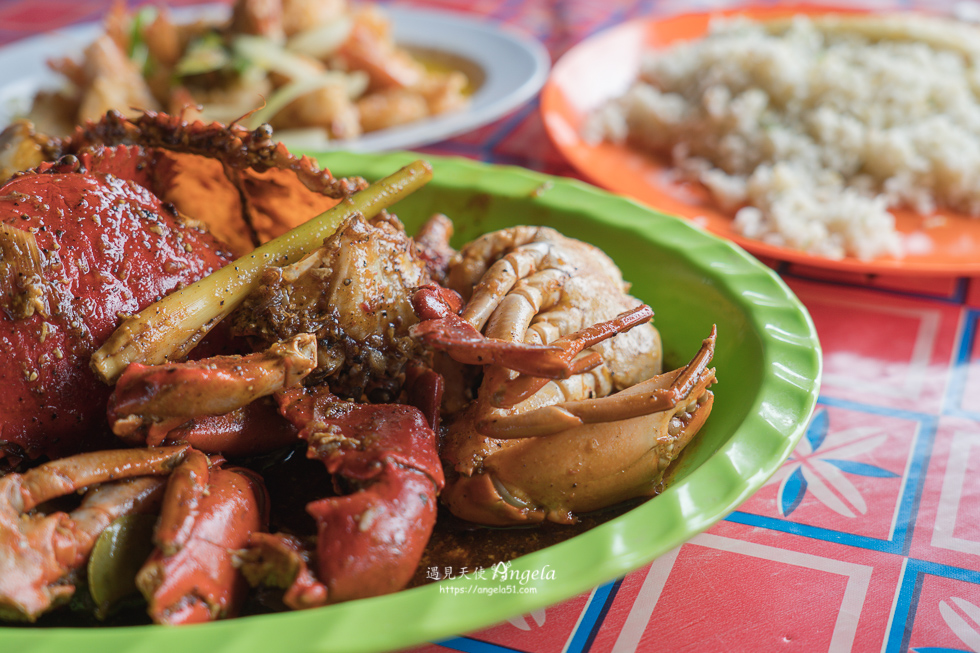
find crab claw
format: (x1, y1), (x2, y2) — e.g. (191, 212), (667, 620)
(411, 286), (653, 383)
(108, 334), (317, 446)
(480, 326), (717, 438)
(136, 449), (269, 624)
(0, 446), (189, 622)
(441, 328), (717, 525)
(249, 386), (444, 604)
(160, 398), (301, 457)
(237, 532), (329, 610)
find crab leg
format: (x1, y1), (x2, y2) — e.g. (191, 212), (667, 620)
(412, 213), (456, 280)
(447, 225), (553, 303)
(160, 399), (301, 456)
(487, 306), (655, 407)
(479, 327), (716, 439)
(67, 477), (169, 549)
(8, 446), (189, 512)
(153, 449), (212, 555)
(461, 242), (560, 331)
(137, 452), (269, 625)
(108, 333), (317, 445)
(0, 446), (189, 622)
(412, 286), (653, 381)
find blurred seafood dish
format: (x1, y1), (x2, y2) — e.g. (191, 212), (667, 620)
(29, 0), (472, 145)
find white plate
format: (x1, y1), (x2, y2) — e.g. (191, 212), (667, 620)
(0, 4), (550, 152)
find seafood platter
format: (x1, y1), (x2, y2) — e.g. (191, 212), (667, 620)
(0, 1), (820, 652)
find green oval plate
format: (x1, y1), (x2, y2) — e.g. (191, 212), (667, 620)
(1, 152), (821, 653)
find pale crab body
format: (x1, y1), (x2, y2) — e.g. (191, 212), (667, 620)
(447, 225), (663, 388)
(416, 225), (717, 525)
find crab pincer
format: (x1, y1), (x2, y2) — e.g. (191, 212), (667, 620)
(107, 334), (318, 447)
(239, 385), (444, 607)
(442, 327), (717, 525)
(0, 446), (189, 622)
(137, 449), (269, 624)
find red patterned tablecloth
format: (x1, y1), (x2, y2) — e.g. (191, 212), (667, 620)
(1, 0), (978, 651)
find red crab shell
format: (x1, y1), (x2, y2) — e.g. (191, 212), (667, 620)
(0, 149), (233, 464)
(0, 111), (362, 467)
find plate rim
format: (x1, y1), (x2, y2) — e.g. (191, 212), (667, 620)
(0, 3), (550, 153)
(540, 3), (980, 276)
(0, 151), (821, 653)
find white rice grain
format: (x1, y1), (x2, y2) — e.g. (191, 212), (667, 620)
(585, 14), (980, 260)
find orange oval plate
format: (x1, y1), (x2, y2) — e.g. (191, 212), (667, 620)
(541, 4), (980, 275)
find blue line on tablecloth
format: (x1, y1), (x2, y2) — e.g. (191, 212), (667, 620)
(817, 395), (938, 422)
(944, 308), (979, 420)
(725, 511), (901, 552)
(434, 636), (525, 652)
(564, 580), (618, 653)
(819, 395), (937, 421)
(884, 558), (980, 653)
(432, 580), (619, 653)
(727, 405), (937, 556)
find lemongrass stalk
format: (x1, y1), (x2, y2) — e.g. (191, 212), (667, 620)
(92, 160), (433, 384)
